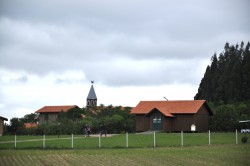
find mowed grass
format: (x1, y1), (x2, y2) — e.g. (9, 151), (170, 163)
(0, 132), (248, 149)
(0, 145), (249, 166)
(0, 133), (249, 165)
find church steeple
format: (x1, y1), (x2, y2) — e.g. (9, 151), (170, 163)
(86, 81), (97, 107)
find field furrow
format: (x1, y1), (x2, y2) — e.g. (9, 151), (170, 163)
(0, 156), (9, 166)
(0, 144), (249, 166)
(27, 155), (39, 166)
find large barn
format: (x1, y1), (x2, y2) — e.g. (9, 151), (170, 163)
(131, 100), (213, 132)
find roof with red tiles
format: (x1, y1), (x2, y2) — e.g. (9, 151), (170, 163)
(24, 123), (38, 128)
(36, 105), (78, 113)
(131, 100), (212, 117)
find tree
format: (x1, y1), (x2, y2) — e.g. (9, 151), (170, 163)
(209, 105), (239, 131)
(195, 41), (250, 103)
(195, 41), (250, 131)
(86, 105), (134, 133)
(242, 42), (250, 100)
(65, 107), (85, 121)
(20, 113), (38, 123)
(9, 117), (25, 134)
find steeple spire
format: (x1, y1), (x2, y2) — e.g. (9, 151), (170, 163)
(86, 81), (97, 107)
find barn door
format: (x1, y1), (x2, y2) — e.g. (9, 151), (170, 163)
(152, 116), (162, 130)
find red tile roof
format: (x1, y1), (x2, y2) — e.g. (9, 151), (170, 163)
(24, 123), (38, 128)
(131, 100), (212, 117)
(36, 105), (77, 113)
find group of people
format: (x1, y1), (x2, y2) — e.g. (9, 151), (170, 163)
(84, 124), (107, 137)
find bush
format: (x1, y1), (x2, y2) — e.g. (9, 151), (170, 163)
(241, 136), (248, 143)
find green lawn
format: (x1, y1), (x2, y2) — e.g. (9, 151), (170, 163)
(0, 132), (248, 149)
(0, 145), (249, 166)
(0, 133), (249, 165)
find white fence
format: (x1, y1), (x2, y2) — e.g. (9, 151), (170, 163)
(0, 130), (246, 149)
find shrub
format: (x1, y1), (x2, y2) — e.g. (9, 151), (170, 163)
(241, 136), (248, 143)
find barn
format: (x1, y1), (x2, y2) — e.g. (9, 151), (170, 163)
(0, 116), (8, 136)
(131, 100), (213, 132)
(36, 105), (78, 124)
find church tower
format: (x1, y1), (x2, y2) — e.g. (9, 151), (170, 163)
(86, 81), (97, 107)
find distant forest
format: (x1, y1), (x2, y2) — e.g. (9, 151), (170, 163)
(194, 41), (250, 131)
(195, 41), (250, 104)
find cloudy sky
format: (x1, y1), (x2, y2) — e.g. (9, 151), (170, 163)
(0, 0), (249, 122)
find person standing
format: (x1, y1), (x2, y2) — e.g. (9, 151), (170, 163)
(84, 124), (91, 137)
(87, 125), (91, 136)
(103, 124), (107, 137)
(100, 124), (107, 137)
(99, 124), (103, 137)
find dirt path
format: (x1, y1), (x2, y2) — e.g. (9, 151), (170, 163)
(88, 134), (116, 137)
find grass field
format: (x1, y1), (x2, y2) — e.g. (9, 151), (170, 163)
(0, 132), (248, 149)
(0, 145), (249, 165)
(0, 133), (249, 165)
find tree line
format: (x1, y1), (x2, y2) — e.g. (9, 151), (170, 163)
(4, 105), (135, 135)
(195, 41), (250, 131)
(194, 41), (250, 104)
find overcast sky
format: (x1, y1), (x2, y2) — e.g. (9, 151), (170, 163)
(0, 0), (249, 122)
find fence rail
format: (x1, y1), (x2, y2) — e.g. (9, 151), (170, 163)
(0, 130), (248, 149)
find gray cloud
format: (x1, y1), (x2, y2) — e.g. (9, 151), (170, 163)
(0, 0), (249, 87)
(0, 0), (249, 121)
(11, 75), (28, 83)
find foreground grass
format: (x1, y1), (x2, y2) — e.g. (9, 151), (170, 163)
(0, 133), (248, 149)
(0, 145), (249, 166)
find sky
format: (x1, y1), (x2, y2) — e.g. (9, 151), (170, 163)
(0, 0), (249, 122)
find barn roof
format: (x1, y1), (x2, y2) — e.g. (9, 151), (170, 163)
(36, 105), (78, 113)
(0, 116), (8, 121)
(131, 100), (213, 117)
(24, 123), (38, 128)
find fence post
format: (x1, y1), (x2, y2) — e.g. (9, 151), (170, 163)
(72, 134), (74, 148)
(153, 131), (156, 148)
(99, 134), (101, 148)
(43, 135), (45, 148)
(181, 131), (183, 147)
(236, 129), (238, 145)
(14, 134), (16, 148)
(126, 132), (128, 148)
(209, 130), (211, 145)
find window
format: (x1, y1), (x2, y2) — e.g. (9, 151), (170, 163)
(153, 116), (161, 123)
(153, 117), (157, 123)
(157, 116), (162, 123)
(44, 114), (48, 123)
